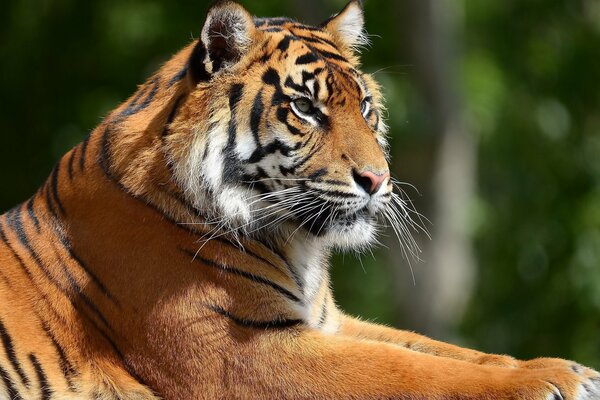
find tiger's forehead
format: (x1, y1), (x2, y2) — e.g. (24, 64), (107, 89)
(252, 17), (370, 102)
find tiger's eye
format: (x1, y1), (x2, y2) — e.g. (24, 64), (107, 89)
(293, 98), (313, 114)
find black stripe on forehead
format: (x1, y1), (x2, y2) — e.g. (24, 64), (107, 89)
(291, 23), (324, 32)
(321, 68), (366, 106)
(277, 35), (293, 52)
(258, 27), (348, 67)
(293, 45), (350, 66)
(293, 34), (339, 50)
(256, 31), (365, 102)
(283, 68), (325, 98)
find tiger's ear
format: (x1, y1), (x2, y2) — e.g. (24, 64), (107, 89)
(321, 1), (367, 51)
(190, 1), (256, 82)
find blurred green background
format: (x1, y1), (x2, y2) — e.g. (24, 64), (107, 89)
(1, 0), (598, 368)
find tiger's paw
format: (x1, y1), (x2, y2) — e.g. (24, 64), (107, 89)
(548, 363), (600, 400)
(524, 361), (600, 400)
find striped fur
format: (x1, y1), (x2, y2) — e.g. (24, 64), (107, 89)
(0, 1), (598, 399)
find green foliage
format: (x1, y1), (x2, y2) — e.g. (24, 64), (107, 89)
(460, 0), (600, 368)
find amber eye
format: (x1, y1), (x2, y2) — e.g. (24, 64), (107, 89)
(292, 98), (315, 115)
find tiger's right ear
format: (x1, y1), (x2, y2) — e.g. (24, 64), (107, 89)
(189, 1), (256, 83)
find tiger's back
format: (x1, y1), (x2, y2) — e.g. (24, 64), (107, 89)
(0, 159), (163, 399)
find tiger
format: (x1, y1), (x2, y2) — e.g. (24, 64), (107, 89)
(0, 0), (598, 399)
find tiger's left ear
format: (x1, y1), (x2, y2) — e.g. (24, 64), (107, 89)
(321, 0), (367, 50)
(189, 1), (256, 83)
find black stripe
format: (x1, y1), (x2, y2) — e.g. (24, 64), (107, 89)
(99, 126), (114, 179)
(262, 68), (281, 87)
(292, 24), (323, 32)
(263, 139), (297, 157)
(226, 83), (244, 149)
(222, 84), (245, 184)
(168, 63), (188, 87)
(0, 319), (30, 389)
(0, 364), (21, 400)
(241, 174), (270, 194)
(49, 163), (66, 215)
(276, 35), (292, 52)
(91, 320), (150, 390)
(309, 187), (357, 198)
(29, 354), (52, 400)
(162, 95), (185, 138)
(248, 136), (298, 164)
(308, 168), (328, 181)
(275, 108), (305, 137)
(374, 112), (380, 131)
(123, 84), (148, 111)
(0, 222), (70, 327)
(212, 237), (282, 274)
(317, 49), (348, 63)
(26, 199), (40, 233)
(43, 185), (59, 220)
(67, 148), (76, 181)
(51, 244), (114, 332)
(284, 76), (309, 94)
(79, 135), (90, 173)
(64, 243), (117, 304)
(34, 205), (117, 305)
(5, 209), (69, 296)
(250, 89), (264, 150)
(97, 125), (210, 228)
(183, 249), (302, 304)
(313, 80), (321, 99)
(296, 52), (319, 65)
(323, 179), (348, 186)
(39, 319), (76, 390)
(262, 68), (293, 109)
(261, 244), (303, 291)
(118, 78), (160, 119)
(280, 141), (324, 176)
(208, 305), (303, 330)
(295, 34), (339, 50)
(5, 210), (113, 332)
(318, 300), (328, 326)
(228, 83), (244, 113)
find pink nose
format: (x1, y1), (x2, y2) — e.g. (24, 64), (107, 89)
(353, 170), (390, 195)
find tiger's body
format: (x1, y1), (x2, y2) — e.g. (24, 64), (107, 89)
(1, 1), (598, 399)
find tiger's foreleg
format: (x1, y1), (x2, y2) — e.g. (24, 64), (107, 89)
(338, 315), (600, 377)
(226, 328), (599, 399)
(338, 315), (520, 367)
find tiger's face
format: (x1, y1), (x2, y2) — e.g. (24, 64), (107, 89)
(172, 1), (392, 250)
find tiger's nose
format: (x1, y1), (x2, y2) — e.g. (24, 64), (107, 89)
(352, 169), (390, 195)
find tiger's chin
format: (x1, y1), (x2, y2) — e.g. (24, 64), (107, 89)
(321, 215), (378, 251)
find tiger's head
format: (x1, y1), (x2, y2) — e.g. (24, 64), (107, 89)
(168, 1), (393, 251)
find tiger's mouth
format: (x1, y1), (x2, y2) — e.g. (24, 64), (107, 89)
(289, 201), (377, 237)
(239, 180), (392, 247)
